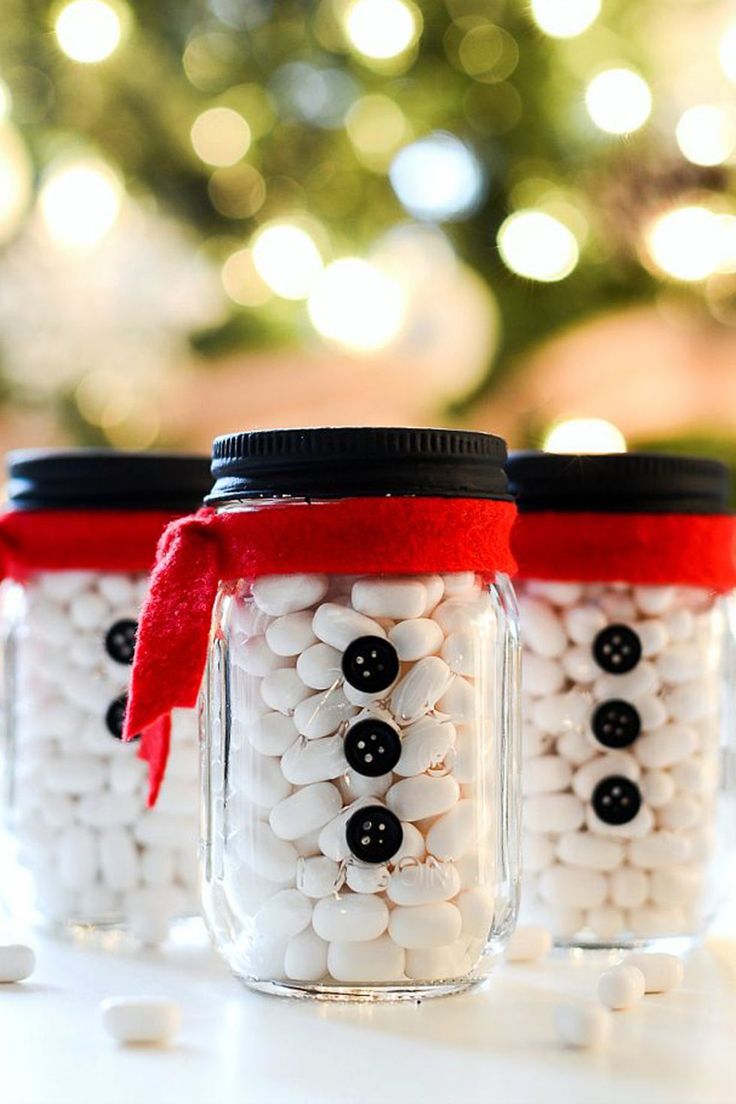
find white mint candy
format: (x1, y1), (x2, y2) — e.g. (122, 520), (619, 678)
(388, 902), (462, 949)
(387, 860), (460, 905)
(555, 831), (623, 872)
(352, 578), (427, 620)
(657, 795), (701, 831)
(641, 769), (676, 809)
(284, 928), (328, 982)
(629, 831), (692, 869)
(665, 681), (713, 723)
(634, 725), (697, 769)
(437, 676), (475, 723)
(387, 775), (459, 821)
(561, 647), (599, 684)
(281, 734), (346, 785)
(525, 794), (584, 834)
(252, 574), (329, 616)
(0, 944), (35, 983)
(649, 867), (701, 908)
(269, 783), (342, 841)
(634, 586), (675, 616)
(389, 619), (444, 662)
(518, 597), (567, 658)
(587, 905), (625, 939)
(527, 582), (583, 607)
(261, 669), (311, 715)
(59, 826), (98, 891)
(296, 643), (342, 690)
(433, 596), (486, 634)
(345, 862), (391, 894)
(627, 905), (687, 936)
(442, 571), (477, 595)
(312, 893), (389, 942)
(531, 690), (589, 735)
(390, 657), (453, 724)
(245, 823), (299, 883)
(426, 800), (477, 860)
(405, 943), (469, 981)
(69, 591), (108, 630)
(418, 574), (445, 612)
(293, 688), (357, 739)
(624, 952), (684, 993)
(297, 855), (342, 898)
(555, 1001), (611, 1049)
(43, 755), (106, 796)
(391, 821), (426, 865)
(247, 713), (298, 756)
(597, 964), (645, 1010)
(538, 865), (607, 910)
(236, 635), (294, 677)
(593, 661), (658, 702)
(455, 887), (494, 939)
(341, 767), (393, 801)
(318, 797), (377, 861)
(523, 833), (556, 873)
(253, 889), (313, 941)
(99, 828), (139, 892)
(522, 653), (565, 697)
(327, 936), (405, 983)
(556, 729), (595, 766)
(562, 605), (606, 646)
(312, 603), (386, 650)
(395, 717), (456, 777)
(572, 753), (639, 802)
(522, 756), (572, 796)
(505, 925), (552, 962)
(266, 611), (318, 656)
(610, 866), (649, 909)
(100, 996), (181, 1046)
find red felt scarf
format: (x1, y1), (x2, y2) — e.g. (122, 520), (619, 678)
(512, 511), (736, 591)
(124, 498), (517, 804)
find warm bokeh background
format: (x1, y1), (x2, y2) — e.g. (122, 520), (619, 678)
(1, 0), (736, 465)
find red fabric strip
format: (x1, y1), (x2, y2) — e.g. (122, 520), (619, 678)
(0, 510), (180, 578)
(126, 498), (516, 803)
(512, 511), (736, 591)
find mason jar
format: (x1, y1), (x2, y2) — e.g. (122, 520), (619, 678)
(125, 427), (521, 999)
(0, 449), (211, 941)
(506, 450), (736, 948)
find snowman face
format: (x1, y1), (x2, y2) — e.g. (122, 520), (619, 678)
(519, 580), (722, 942)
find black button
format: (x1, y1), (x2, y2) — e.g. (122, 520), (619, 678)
(105, 693), (140, 742)
(344, 718), (402, 776)
(592, 775), (642, 826)
(105, 619), (138, 665)
(593, 624), (642, 674)
(591, 699), (641, 749)
(345, 805), (403, 863)
(342, 635), (400, 695)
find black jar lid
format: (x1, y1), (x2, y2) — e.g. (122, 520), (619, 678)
(506, 451), (731, 515)
(207, 427), (512, 503)
(6, 449), (212, 511)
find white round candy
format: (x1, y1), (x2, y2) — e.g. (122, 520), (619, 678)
(624, 952), (684, 993)
(524, 794), (585, 835)
(388, 902), (462, 949)
(522, 756), (572, 796)
(260, 669), (311, 715)
(266, 611), (318, 656)
(389, 619), (444, 662)
(312, 893), (389, 942)
(455, 887), (494, 939)
(100, 996), (181, 1045)
(345, 863), (391, 894)
(390, 657), (453, 725)
(293, 688), (357, 740)
(562, 605), (606, 646)
(246, 712), (298, 756)
(518, 596), (567, 659)
(404, 942), (469, 981)
(252, 574), (329, 616)
(69, 591), (108, 630)
(296, 643), (342, 690)
(426, 800), (477, 860)
(312, 603), (385, 650)
(394, 717), (456, 777)
(386, 775), (459, 821)
(236, 636), (294, 677)
(297, 855), (342, 898)
(284, 928), (328, 982)
(58, 826), (98, 891)
(0, 944), (35, 983)
(253, 889), (313, 941)
(244, 822), (299, 883)
(555, 831), (623, 872)
(609, 866), (649, 909)
(597, 964), (645, 1010)
(521, 653), (565, 697)
(538, 865), (607, 910)
(505, 926), (552, 963)
(269, 783), (342, 841)
(352, 578), (427, 620)
(281, 734), (346, 786)
(327, 936), (404, 983)
(387, 860), (460, 905)
(634, 586), (675, 616)
(99, 828), (139, 892)
(634, 725), (697, 769)
(629, 831), (692, 869)
(555, 1001), (611, 1049)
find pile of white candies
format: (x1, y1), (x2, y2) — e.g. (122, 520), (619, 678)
(519, 580), (722, 942)
(215, 570), (499, 987)
(6, 570), (199, 942)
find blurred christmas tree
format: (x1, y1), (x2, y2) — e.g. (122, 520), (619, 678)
(0, 0), (735, 445)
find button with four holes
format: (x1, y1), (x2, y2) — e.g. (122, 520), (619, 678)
(345, 805), (403, 863)
(105, 619), (138, 665)
(344, 718), (402, 777)
(593, 624), (642, 675)
(592, 775), (642, 826)
(105, 692), (140, 742)
(342, 635), (400, 695)
(591, 699), (641, 750)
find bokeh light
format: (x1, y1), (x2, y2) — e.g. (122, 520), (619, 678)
(530, 0), (601, 39)
(498, 210), (579, 282)
(251, 222), (323, 300)
(543, 417), (627, 453)
(345, 95), (408, 170)
(190, 107), (251, 167)
(39, 160), (122, 250)
(390, 133), (484, 221)
(344, 0), (420, 61)
(0, 123), (33, 242)
(0, 81), (10, 122)
(55, 0), (123, 64)
(271, 62), (357, 128)
(308, 258), (405, 352)
(221, 248), (272, 306)
(676, 105), (736, 167)
(645, 205), (723, 282)
(719, 24), (736, 83)
(585, 68), (652, 135)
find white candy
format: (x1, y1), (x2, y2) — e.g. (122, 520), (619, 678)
(252, 574), (329, 616)
(100, 996), (181, 1046)
(281, 734), (346, 785)
(395, 717), (456, 777)
(522, 756), (572, 796)
(389, 619), (444, 662)
(43, 755), (107, 796)
(317, 797), (377, 861)
(665, 681), (713, 723)
(572, 753), (639, 802)
(77, 791), (140, 829)
(597, 964), (645, 1010)
(58, 826), (98, 891)
(352, 578), (427, 620)
(524, 794), (585, 834)
(634, 725), (697, 769)
(531, 690), (589, 735)
(69, 591), (108, 630)
(386, 775), (459, 821)
(312, 603), (386, 651)
(390, 657), (453, 725)
(297, 854), (342, 897)
(556, 730), (595, 766)
(266, 611), (318, 656)
(627, 905), (686, 936)
(555, 1001), (611, 1049)
(437, 676), (475, 723)
(261, 669), (311, 715)
(141, 849), (175, 888)
(505, 926), (552, 962)
(387, 860), (460, 905)
(0, 944), (35, 983)
(629, 831), (691, 869)
(523, 833), (556, 873)
(236, 635), (294, 676)
(624, 952), (684, 993)
(327, 936), (405, 983)
(243, 822), (299, 883)
(518, 597), (567, 658)
(538, 865), (607, 909)
(586, 905), (624, 939)
(593, 661), (658, 702)
(293, 688), (357, 739)
(312, 893), (389, 942)
(561, 647), (599, 684)
(562, 605), (606, 646)
(391, 821), (426, 865)
(426, 800), (477, 860)
(418, 574), (445, 612)
(521, 653), (565, 697)
(641, 769), (676, 809)
(253, 889), (313, 941)
(527, 582), (583, 607)
(441, 572), (477, 595)
(455, 887), (494, 939)
(556, 831), (623, 871)
(404, 943), (469, 980)
(634, 586), (675, 616)
(609, 866), (649, 909)
(247, 712), (298, 756)
(99, 828), (139, 892)
(296, 643), (342, 690)
(657, 794), (701, 831)
(345, 863), (391, 894)
(284, 928), (328, 982)
(388, 902), (462, 949)
(269, 783), (342, 841)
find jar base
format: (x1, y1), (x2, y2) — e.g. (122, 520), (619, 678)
(240, 974), (489, 1003)
(553, 933), (699, 955)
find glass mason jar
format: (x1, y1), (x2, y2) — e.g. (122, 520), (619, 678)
(506, 451), (736, 949)
(0, 449), (211, 940)
(180, 428), (521, 999)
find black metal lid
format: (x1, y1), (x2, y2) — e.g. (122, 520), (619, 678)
(6, 449), (212, 511)
(207, 427), (511, 503)
(506, 451), (731, 515)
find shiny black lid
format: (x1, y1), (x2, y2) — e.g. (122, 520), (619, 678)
(207, 427), (511, 503)
(7, 449), (212, 511)
(506, 451), (730, 514)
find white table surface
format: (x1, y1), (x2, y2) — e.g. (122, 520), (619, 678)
(2, 914), (735, 1104)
